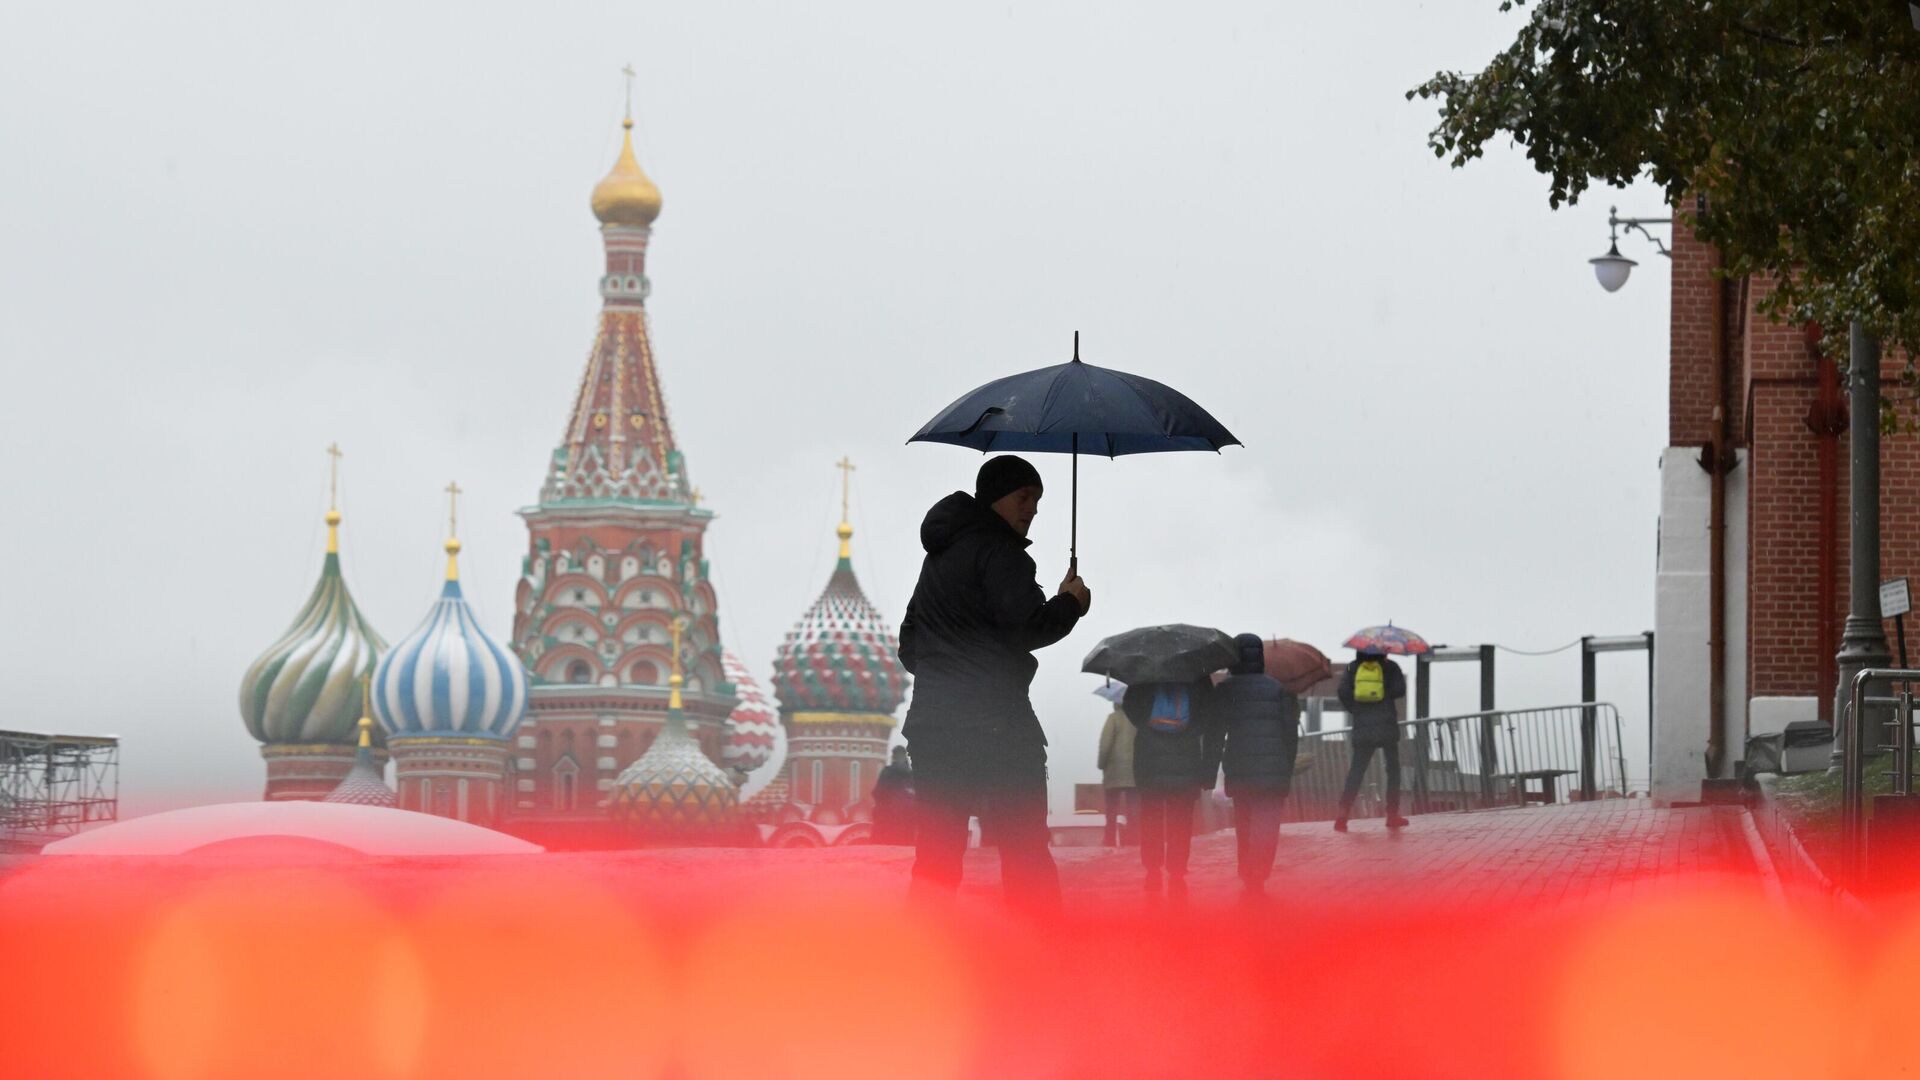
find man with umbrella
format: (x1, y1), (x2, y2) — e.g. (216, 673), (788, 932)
(1084, 624), (1239, 903)
(1335, 625), (1422, 831)
(897, 456), (1091, 913)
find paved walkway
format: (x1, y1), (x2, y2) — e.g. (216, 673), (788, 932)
(2, 801), (1762, 915)
(1049, 799), (1762, 911)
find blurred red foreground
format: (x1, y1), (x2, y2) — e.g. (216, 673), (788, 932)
(1, 802), (1901, 1079)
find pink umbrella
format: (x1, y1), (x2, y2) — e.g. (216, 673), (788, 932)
(1343, 623), (1430, 656)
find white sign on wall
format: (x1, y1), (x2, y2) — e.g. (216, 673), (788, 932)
(1882, 578), (1911, 619)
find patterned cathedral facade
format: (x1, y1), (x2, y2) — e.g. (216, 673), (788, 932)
(237, 103), (904, 844)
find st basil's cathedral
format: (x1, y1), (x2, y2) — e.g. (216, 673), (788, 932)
(236, 101), (909, 846)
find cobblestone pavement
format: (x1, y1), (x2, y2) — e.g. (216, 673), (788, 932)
(1041, 800), (1762, 912)
(2, 801), (1762, 916)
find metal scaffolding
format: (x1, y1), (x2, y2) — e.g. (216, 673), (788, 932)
(1, 729), (118, 852)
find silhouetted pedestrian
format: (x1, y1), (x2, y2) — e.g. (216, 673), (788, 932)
(1123, 676), (1220, 902)
(898, 456), (1091, 914)
(1216, 634), (1299, 898)
(870, 746), (916, 844)
(1097, 700), (1137, 846)
(1335, 649), (1409, 831)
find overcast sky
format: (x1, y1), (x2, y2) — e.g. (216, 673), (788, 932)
(1, 1), (1670, 816)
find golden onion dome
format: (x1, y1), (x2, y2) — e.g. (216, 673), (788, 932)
(590, 119), (662, 226)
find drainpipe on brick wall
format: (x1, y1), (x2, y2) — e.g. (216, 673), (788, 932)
(1702, 248), (1730, 776)
(1804, 321), (1848, 724)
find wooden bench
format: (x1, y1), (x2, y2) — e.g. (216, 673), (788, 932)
(1492, 768), (1577, 806)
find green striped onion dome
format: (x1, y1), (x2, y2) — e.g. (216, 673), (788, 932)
(240, 548), (388, 746)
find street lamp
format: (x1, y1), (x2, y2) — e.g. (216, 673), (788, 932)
(1590, 206), (1671, 292)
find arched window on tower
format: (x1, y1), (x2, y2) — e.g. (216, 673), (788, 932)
(811, 760), (824, 805)
(628, 661), (658, 685)
(553, 764), (578, 812)
(566, 661), (592, 685)
(849, 759), (862, 804)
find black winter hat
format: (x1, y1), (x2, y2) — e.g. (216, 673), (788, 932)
(975, 455), (1044, 506)
(1232, 633), (1266, 675)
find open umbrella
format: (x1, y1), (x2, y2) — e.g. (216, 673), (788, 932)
(1083, 624), (1238, 685)
(1263, 638), (1335, 693)
(1344, 623), (1430, 656)
(909, 333), (1240, 572)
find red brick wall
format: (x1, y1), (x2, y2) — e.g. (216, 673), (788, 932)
(1669, 218), (1723, 447)
(1675, 233), (1920, 708)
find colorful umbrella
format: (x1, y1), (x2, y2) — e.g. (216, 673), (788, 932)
(1262, 638), (1335, 693)
(1343, 623), (1430, 656)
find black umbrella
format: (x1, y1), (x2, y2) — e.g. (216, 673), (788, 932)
(909, 333), (1240, 572)
(1082, 624), (1238, 685)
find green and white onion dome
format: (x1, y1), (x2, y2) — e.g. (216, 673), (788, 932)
(240, 510), (388, 746)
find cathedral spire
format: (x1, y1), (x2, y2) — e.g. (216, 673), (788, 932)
(444, 480), (463, 581)
(835, 456), (856, 564)
(325, 442), (344, 554)
(538, 94), (689, 508)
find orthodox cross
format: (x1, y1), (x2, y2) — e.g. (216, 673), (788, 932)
(689, 486), (703, 508)
(326, 442), (343, 510)
(621, 63), (636, 123)
(836, 455), (856, 522)
(445, 480), (463, 539)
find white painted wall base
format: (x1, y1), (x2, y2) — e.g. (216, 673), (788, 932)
(1653, 447), (1747, 804)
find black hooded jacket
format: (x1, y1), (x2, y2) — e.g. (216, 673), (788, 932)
(1214, 634), (1301, 796)
(898, 492), (1082, 741)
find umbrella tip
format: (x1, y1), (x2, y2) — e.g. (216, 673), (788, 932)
(1072, 330), (1080, 363)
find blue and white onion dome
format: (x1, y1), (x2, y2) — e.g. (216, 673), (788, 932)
(373, 534), (529, 741)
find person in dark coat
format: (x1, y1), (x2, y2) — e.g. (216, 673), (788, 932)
(869, 746), (916, 844)
(1215, 633), (1300, 897)
(1335, 649), (1410, 831)
(897, 455), (1091, 912)
(1122, 676), (1221, 901)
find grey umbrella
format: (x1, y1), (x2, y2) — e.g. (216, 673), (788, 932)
(1082, 624), (1238, 685)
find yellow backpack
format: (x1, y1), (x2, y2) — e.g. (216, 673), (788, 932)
(1353, 660), (1386, 704)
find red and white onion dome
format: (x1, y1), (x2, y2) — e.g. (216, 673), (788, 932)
(721, 650), (779, 775)
(771, 522), (909, 715)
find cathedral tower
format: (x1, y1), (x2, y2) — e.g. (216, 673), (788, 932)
(509, 96), (733, 827)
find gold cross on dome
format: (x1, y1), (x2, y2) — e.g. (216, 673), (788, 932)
(836, 456), (856, 522)
(445, 480), (463, 539)
(325, 442), (343, 510)
(689, 486), (703, 507)
(621, 63), (636, 122)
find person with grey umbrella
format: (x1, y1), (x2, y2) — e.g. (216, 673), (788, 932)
(1122, 676), (1222, 902)
(896, 456), (1091, 914)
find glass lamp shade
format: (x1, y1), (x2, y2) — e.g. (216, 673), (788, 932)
(1590, 246), (1636, 293)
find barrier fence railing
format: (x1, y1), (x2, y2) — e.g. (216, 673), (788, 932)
(1282, 702), (1630, 824)
(1840, 668), (1920, 882)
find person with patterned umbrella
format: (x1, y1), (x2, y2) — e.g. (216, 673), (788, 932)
(1333, 624), (1422, 832)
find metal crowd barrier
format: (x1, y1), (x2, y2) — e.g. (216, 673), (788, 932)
(1282, 702), (1631, 824)
(1840, 668), (1920, 880)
